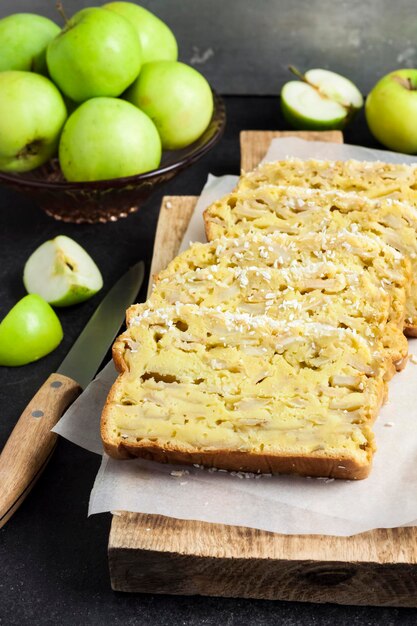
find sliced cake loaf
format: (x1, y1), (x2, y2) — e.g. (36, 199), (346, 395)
(101, 158), (415, 480)
(203, 186), (417, 335)
(101, 303), (389, 479)
(236, 157), (417, 204)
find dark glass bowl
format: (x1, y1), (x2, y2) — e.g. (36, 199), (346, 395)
(0, 90), (226, 224)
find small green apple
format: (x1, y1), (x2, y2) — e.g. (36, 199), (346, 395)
(59, 97), (161, 182)
(0, 13), (60, 74)
(126, 61), (213, 149)
(103, 1), (177, 63)
(281, 68), (363, 130)
(0, 71), (67, 173)
(23, 236), (103, 307)
(47, 7), (142, 103)
(0, 295), (63, 367)
(366, 69), (417, 153)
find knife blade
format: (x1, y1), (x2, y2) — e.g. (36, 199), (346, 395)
(57, 261), (144, 389)
(0, 261), (145, 528)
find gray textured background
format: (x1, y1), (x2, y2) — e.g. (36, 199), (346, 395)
(1, 0), (415, 94)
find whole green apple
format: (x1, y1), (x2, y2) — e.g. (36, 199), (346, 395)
(24, 236), (103, 306)
(0, 13), (60, 74)
(0, 295), (63, 367)
(47, 7), (142, 103)
(103, 1), (177, 63)
(366, 69), (417, 153)
(126, 61), (213, 149)
(59, 97), (161, 181)
(0, 71), (67, 173)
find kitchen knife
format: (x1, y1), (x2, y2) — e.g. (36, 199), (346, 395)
(0, 260), (145, 528)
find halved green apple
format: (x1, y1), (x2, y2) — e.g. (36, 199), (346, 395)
(23, 236), (103, 307)
(0, 294), (63, 366)
(281, 68), (363, 130)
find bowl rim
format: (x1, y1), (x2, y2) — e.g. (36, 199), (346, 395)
(0, 89), (225, 191)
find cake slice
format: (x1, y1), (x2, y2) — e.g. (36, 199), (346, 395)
(203, 185), (417, 335)
(236, 157), (417, 204)
(149, 230), (409, 370)
(101, 303), (390, 479)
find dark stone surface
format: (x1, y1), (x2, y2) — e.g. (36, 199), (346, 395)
(1, 0), (416, 95)
(1, 97), (416, 625)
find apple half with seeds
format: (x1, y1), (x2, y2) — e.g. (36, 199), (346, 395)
(23, 236), (103, 307)
(281, 68), (363, 130)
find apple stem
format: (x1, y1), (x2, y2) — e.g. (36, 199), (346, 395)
(392, 74), (415, 91)
(288, 65), (309, 83)
(55, 1), (69, 25)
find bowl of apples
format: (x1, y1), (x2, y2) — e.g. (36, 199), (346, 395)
(0, 4), (226, 223)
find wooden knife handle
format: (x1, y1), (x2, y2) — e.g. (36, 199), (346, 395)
(0, 373), (82, 528)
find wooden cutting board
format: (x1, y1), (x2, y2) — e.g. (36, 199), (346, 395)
(108, 130), (417, 606)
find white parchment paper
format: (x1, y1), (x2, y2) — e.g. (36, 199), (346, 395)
(54, 138), (417, 536)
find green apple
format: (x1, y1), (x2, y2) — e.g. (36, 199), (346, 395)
(46, 7), (142, 103)
(126, 61), (213, 149)
(0, 13), (60, 74)
(0, 71), (67, 173)
(103, 1), (177, 63)
(23, 236), (103, 307)
(0, 295), (63, 367)
(366, 69), (417, 153)
(281, 68), (363, 130)
(59, 97), (161, 181)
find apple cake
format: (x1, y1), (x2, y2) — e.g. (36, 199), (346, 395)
(101, 303), (390, 479)
(149, 230), (409, 370)
(236, 157), (417, 204)
(203, 185), (417, 335)
(101, 156), (415, 480)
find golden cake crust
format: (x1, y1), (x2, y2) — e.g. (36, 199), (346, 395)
(100, 432), (374, 480)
